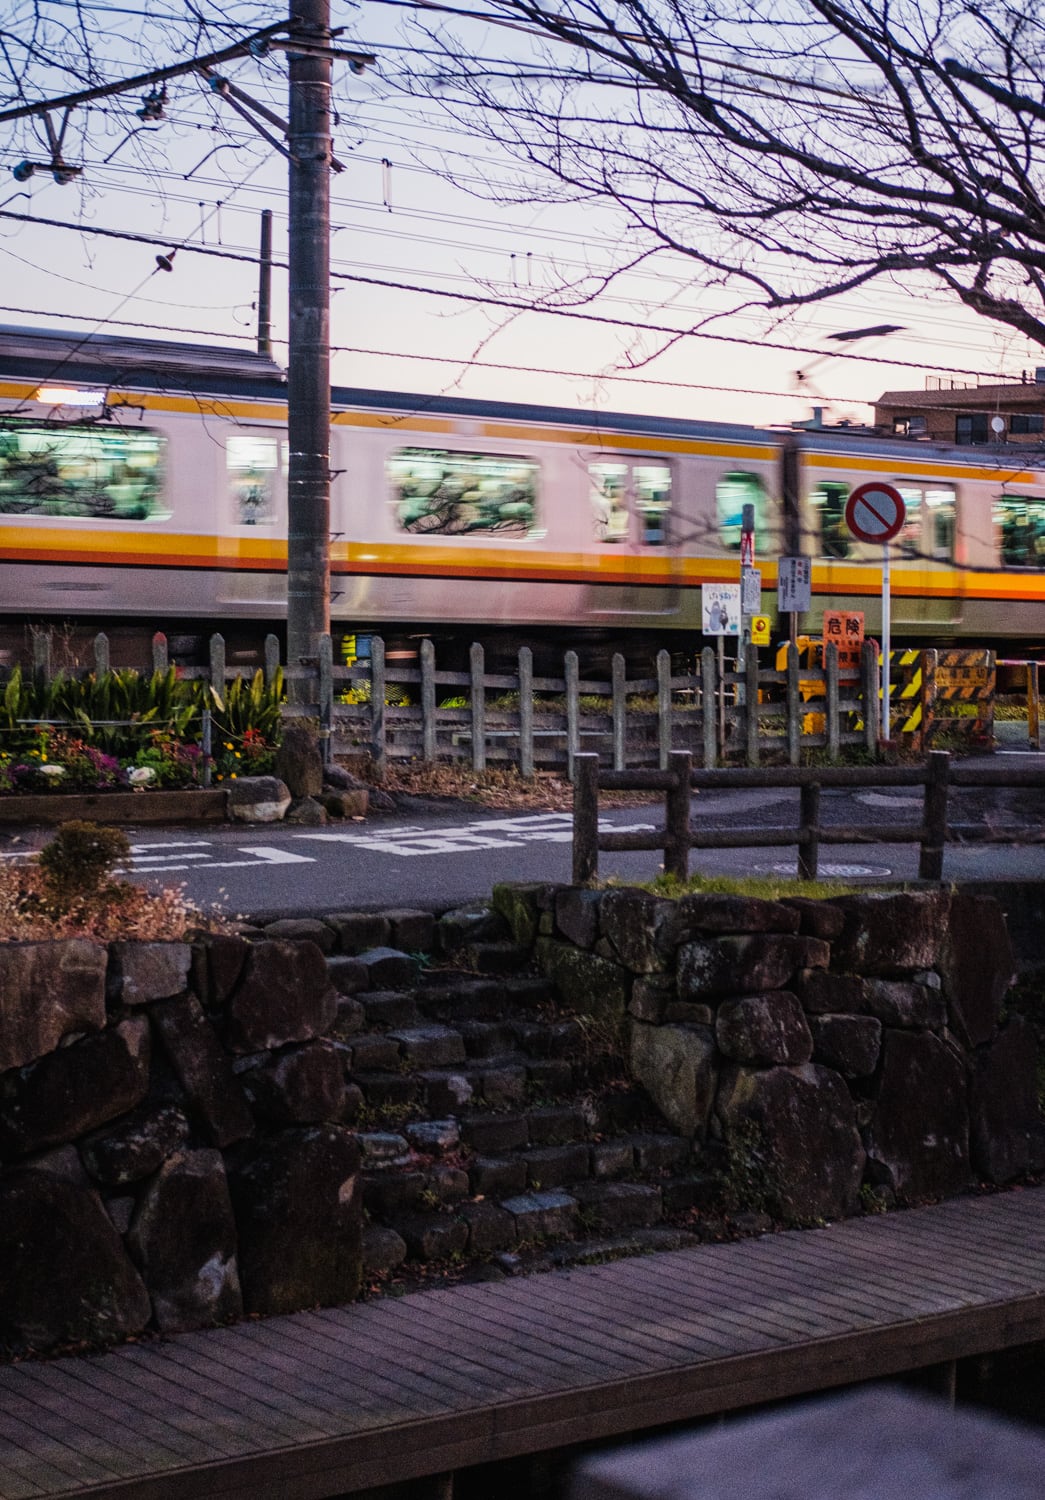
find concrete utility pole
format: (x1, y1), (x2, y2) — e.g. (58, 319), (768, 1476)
(286, 0), (333, 689)
(257, 208), (273, 357)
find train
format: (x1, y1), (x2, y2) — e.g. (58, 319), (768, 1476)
(0, 323), (1043, 671)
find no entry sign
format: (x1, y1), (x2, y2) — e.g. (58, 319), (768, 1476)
(845, 482), (906, 544)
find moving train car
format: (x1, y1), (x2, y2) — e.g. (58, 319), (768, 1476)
(0, 324), (1043, 665)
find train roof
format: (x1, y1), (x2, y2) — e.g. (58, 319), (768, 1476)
(0, 325), (285, 394)
(328, 384), (777, 445)
(0, 325), (776, 443)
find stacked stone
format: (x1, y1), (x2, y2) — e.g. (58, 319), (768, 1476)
(0, 883), (1039, 1362)
(517, 883), (1045, 1223)
(0, 933), (366, 1357)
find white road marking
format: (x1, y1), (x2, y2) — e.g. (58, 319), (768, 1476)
(123, 842), (314, 874)
(293, 812), (656, 857)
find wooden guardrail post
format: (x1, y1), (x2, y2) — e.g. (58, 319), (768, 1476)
(318, 633), (333, 765)
(825, 641), (840, 761)
(519, 646), (534, 779)
(152, 631), (168, 674)
(370, 635), (386, 781)
(786, 641), (801, 767)
(573, 752), (600, 882)
(919, 749), (951, 881)
(1029, 662), (1041, 751)
(798, 782), (821, 880)
(93, 632), (110, 677)
(209, 633), (226, 700)
(657, 650), (672, 771)
(745, 647), (760, 767)
(420, 638), (437, 763)
(565, 650), (580, 782)
(470, 642), (486, 772)
(664, 749), (693, 881)
(861, 639), (880, 754)
(612, 653), (626, 772)
(701, 646), (717, 769)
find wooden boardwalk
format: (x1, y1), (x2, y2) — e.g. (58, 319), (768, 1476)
(5, 1187), (1045, 1500)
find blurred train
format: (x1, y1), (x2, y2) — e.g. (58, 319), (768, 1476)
(0, 324), (1043, 669)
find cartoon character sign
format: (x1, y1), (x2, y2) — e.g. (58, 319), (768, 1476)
(701, 584), (741, 636)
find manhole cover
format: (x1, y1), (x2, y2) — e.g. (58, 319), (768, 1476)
(761, 861), (892, 878)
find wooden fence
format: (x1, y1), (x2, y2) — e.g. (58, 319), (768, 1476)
(22, 628), (1004, 778)
(572, 750), (1045, 883)
(313, 635), (888, 778)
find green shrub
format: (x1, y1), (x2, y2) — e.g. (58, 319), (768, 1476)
(38, 820), (131, 907)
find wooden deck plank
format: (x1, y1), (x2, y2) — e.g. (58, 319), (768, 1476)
(280, 1317), (512, 1411)
(643, 1250), (869, 1334)
(4, 1187), (1045, 1500)
(178, 1326), (440, 1428)
(307, 1306), (563, 1400)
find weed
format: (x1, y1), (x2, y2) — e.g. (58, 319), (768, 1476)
(719, 1117), (779, 1217)
(645, 871), (854, 902)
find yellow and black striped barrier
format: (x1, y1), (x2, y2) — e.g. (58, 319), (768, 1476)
(887, 649), (926, 741)
(925, 649), (995, 744)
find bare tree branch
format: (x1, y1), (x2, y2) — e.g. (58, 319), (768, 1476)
(393, 0), (1045, 349)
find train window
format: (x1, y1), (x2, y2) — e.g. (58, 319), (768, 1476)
(0, 420), (167, 520)
(810, 482), (849, 559)
(925, 486), (956, 560)
(994, 494), (1045, 567)
(589, 462), (630, 542)
(895, 485), (955, 560)
(717, 472), (768, 551)
(589, 460), (671, 544)
(227, 435), (280, 525)
(389, 448), (538, 536)
(634, 464), (671, 545)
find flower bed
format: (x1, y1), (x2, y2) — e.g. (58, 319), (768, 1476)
(0, 664), (283, 798)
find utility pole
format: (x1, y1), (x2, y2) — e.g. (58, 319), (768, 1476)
(286, 0), (332, 692)
(257, 208), (273, 357)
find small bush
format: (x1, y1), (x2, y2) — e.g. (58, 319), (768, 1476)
(37, 821), (131, 906)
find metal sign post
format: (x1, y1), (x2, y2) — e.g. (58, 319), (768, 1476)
(844, 482), (906, 743)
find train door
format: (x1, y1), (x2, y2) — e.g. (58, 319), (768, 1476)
(216, 425), (288, 608)
(584, 453), (680, 614)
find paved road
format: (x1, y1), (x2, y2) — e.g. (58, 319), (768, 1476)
(5, 768), (1042, 917)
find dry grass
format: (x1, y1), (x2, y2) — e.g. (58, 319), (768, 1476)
(365, 761), (658, 812)
(0, 865), (225, 942)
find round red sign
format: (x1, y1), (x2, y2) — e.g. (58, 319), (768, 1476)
(845, 482), (906, 544)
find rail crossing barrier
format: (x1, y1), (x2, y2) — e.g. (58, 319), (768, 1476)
(571, 749), (1045, 885)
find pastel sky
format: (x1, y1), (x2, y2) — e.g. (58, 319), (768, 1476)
(1, 0), (1039, 429)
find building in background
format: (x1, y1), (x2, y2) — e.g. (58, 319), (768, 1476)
(874, 370), (1045, 445)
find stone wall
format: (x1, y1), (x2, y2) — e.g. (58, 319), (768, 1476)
(502, 885), (1045, 1223)
(1, 885), (1041, 1360)
(0, 934), (364, 1356)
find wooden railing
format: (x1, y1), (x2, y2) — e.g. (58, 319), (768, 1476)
(571, 750), (1045, 883)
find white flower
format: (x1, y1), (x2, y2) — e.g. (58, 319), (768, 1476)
(128, 765), (157, 785)
(39, 763), (66, 779)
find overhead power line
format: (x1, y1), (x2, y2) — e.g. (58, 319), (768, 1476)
(0, 207), (1017, 382)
